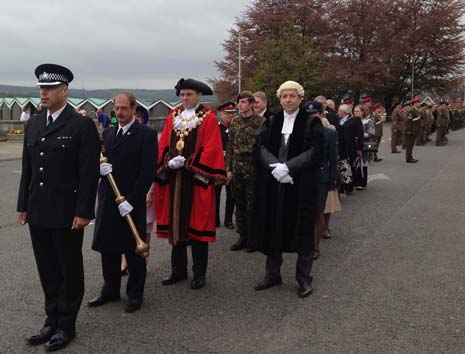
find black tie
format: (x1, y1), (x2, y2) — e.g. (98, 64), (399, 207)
(116, 128), (123, 140)
(47, 115), (53, 128)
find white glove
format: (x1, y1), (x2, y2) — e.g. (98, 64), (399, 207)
(280, 174), (294, 184)
(168, 156), (186, 169)
(118, 201), (133, 217)
(270, 163), (289, 182)
(100, 162), (112, 176)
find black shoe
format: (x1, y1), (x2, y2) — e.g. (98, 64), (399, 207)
(392, 150), (401, 153)
(124, 299), (142, 313)
(224, 221), (235, 229)
(246, 247), (256, 253)
(87, 294), (120, 307)
(26, 326), (57, 346)
(297, 281), (313, 298)
(323, 229), (332, 239)
(230, 238), (246, 251)
(374, 158), (383, 162)
(161, 272), (188, 286)
(345, 190), (353, 196)
(254, 277), (282, 291)
(406, 159), (418, 163)
(45, 329), (76, 351)
(313, 248), (320, 260)
(191, 275), (206, 289)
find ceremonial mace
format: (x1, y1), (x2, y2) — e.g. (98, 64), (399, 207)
(100, 153), (149, 258)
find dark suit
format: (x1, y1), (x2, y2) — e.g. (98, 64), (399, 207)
(216, 122), (234, 226)
(17, 104), (100, 331)
(92, 120), (157, 301)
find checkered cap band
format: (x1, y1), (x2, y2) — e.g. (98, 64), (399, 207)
(38, 71), (69, 84)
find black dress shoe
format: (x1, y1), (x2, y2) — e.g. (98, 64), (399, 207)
(191, 275), (206, 289)
(124, 299), (143, 313)
(45, 329), (75, 351)
(224, 221), (235, 229)
(406, 159), (418, 163)
(230, 238), (246, 251)
(26, 326), (57, 345)
(374, 158), (383, 162)
(392, 150), (401, 153)
(161, 272), (188, 286)
(313, 248), (320, 260)
(254, 277), (282, 291)
(297, 281), (313, 298)
(87, 294), (120, 307)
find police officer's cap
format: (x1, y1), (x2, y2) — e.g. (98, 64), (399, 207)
(175, 78), (213, 96)
(35, 63), (73, 86)
(305, 101), (323, 114)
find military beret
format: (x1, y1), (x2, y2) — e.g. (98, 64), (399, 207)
(361, 97), (372, 104)
(344, 98), (354, 105)
(35, 63), (73, 86)
(411, 97), (420, 104)
(175, 78), (213, 96)
(373, 103), (382, 110)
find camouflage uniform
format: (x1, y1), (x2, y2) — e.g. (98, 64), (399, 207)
(405, 105), (421, 162)
(226, 113), (265, 248)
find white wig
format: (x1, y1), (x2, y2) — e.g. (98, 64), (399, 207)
(276, 81), (305, 98)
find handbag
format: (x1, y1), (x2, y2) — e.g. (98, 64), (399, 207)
(336, 159), (353, 184)
(363, 141), (378, 153)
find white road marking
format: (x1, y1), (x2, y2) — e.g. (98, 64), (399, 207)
(367, 173), (391, 183)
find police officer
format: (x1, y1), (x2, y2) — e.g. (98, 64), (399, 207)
(227, 91), (265, 252)
(17, 64), (100, 351)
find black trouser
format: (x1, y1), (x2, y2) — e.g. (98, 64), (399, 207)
(265, 253), (313, 285)
(29, 225), (84, 331)
(100, 252), (146, 301)
(215, 184), (235, 225)
(171, 240), (208, 276)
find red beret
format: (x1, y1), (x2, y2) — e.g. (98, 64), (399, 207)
(344, 98), (354, 105)
(411, 97), (420, 104)
(361, 97), (372, 104)
(373, 103), (382, 110)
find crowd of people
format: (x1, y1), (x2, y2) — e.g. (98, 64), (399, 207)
(17, 62), (459, 351)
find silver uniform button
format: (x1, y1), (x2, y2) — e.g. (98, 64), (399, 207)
(39, 182), (44, 187)
(39, 167), (44, 172)
(41, 137), (45, 142)
(40, 152), (44, 156)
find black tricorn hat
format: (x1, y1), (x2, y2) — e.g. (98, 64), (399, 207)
(175, 78), (213, 96)
(35, 63), (74, 86)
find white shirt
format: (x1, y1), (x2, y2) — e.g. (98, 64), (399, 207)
(281, 110), (298, 145)
(117, 118), (136, 135)
(257, 108), (267, 117)
(46, 104), (67, 125)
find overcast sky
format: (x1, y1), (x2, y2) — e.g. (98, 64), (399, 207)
(1, 0), (250, 90)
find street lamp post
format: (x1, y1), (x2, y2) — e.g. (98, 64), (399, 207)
(238, 31), (242, 94)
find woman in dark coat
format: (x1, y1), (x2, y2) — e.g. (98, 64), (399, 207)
(249, 81), (324, 298)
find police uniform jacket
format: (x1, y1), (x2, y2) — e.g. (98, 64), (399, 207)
(92, 121), (157, 254)
(17, 104), (100, 228)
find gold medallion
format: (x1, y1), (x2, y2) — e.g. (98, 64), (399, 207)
(176, 140), (185, 151)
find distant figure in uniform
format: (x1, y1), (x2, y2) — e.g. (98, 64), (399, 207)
(17, 63), (100, 351)
(372, 103), (385, 162)
(88, 92), (157, 313)
(228, 92), (265, 252)
(435, 101), (449, 146)
(405, 98), (421, 163)
(390, 102), (403, 153)
(216, 101), (236, 229)
(154, 78), (226, 290)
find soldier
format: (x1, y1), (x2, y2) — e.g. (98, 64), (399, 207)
(17, 64), (100, 350)
(401, 101), (411, 149)
(228, 91), (266, 252)
(435, 101), (449, 146)
(215, 101), (236, 229)
(405, 98), (421, 163)
(416, 103), (428, 146)
(390, 102), (403, 153)
(424, 104), (434, 142)
(372, 103), (385, 162)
